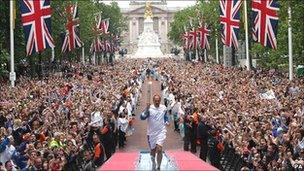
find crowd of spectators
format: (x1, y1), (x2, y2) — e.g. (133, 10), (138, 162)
(159, 59), (304, 170)
(0, 60), (146, 171)
(1, 58), (303, 171)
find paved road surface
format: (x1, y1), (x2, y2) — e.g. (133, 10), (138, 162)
(119, 78), (183, 152)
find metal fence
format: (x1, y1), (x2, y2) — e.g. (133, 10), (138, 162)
(220, 142), (244, 171)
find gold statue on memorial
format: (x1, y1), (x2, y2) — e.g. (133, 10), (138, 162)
(144, 1), (153, 19)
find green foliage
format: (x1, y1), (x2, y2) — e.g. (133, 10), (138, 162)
(198, 0), (222, 58)
(0, 0), (9, 77)
(251, 0), (304, 68)
(290, 1), (304, 65)
(0, 0), (126, 78)
(168, 1), (222, 58)
(168, 6), (197, 45)
(97, 2), (127, 37)
(169, 0), (304, 69)
(0, 48), (9, 77)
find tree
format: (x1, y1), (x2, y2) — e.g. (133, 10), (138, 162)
(168, 1), (222, 61)
(250, 0), (304, 69)
(168, 6), (197, 46)
(169, 0), (304, 69)
(0, 0), (126, 79)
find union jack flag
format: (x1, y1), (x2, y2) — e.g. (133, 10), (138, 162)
(103, 40), (111, 52)
(90, 37), (103, 53)
(109, 42), (115, 53)
(62, 3), (83, 53)
(189, 28), (198, 50)
(252, 0), (279, 49)
(98, 16), (110, 34)
(196, 23), (210, 49)
(113, 35), (120, 47)
(19, 0), (55, 56)
(181, 32), (188, 50)
(182, 29), (191, 50)
(219, 0), (242, 49)
(110, 35), (120, 52)
(90, 14), (105, 53)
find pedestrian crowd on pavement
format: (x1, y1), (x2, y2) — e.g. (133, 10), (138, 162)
(0, 60), (146, 171)
(156, 59), (304, 171)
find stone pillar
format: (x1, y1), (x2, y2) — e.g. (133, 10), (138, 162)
(236, 41), (246, 67)
(129, 19), (133, 44)
(158, 17), (167, 53)
(158, 17), (162, 41)
(163, 17), (168, 53)
(134, 17), (139, 42)
(158, 17), (163, 52)
(223, 45), (233, 67)
(130, 17), (138, 54)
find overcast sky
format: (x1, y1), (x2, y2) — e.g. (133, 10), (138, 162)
(102, 0), (197, 8)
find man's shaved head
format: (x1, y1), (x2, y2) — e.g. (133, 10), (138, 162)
(153, 94), (161, 107)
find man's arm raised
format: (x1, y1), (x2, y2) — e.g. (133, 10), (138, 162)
(164, 110), (170, 126)
(140, 103), (150, 120)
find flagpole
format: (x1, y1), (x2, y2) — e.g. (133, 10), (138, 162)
(244, 0), (250, 70)
(215, 29), (219, 64)
(10, 0), (16, 87)
(223, 45), (226, 67)
(196, 48), (198, 61)
(204, 49), (207, 63)
(93, 52), (96, 65)
(51, 47), (55, 62)
(288, 4), (293, 80)
(82, 46), (85, 64)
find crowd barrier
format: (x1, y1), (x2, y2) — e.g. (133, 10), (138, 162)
(220, 142), (244, 171)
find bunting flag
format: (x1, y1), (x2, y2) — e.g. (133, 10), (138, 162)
(189, 29), (198, 50)
(113, 35), (120, 49)
(219, 0), (242, 49)
(19, 0), (55, 56)
(252, 0), (279, 49)
(196, 23), (210, 50)
(98, 17), (110, 34)
(110, 35), (120, 53)
(61, 2), (83, 53)
(110, 42), (116, 53)
(90, 14), (105, 54)
(182, 31), (191, 50)
(103, 40), (111, 52)
(90, 37), (103, 53)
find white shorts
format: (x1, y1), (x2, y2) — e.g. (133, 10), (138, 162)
(147, 132), (166, 150)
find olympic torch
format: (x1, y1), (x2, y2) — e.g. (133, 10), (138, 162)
(147, 81), (152, 104)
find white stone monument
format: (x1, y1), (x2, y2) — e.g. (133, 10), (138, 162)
(133, 2), (164, 58)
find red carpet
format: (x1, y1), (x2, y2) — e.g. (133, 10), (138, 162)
(167, 150), (218, 171)
(99, 151), (218, 171)
(99, 152), (138, 170)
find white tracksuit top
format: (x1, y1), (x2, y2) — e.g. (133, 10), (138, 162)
(141, 104), (168, 136)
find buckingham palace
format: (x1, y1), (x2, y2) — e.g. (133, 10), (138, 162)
(120, 0), (181, 54)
